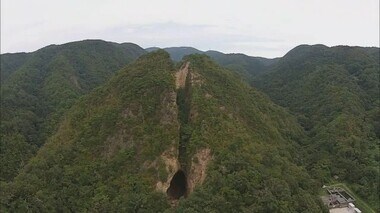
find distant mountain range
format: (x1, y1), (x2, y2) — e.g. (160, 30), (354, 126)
(146, 46), (279, 82)
(0, 40), (378, 212)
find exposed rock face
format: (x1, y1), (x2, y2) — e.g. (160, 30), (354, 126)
(175, 62), (190, 89)
(157, 61), (212, 201)
(102, 129), (129, 160)
(162, 148), (212, 199)
(187, 148), (212, 194)
(70, 75), (81, 89)
(160, 91), (179, 125)
(190, 71), (203, 86)
(121, 103), (142, 119)
(155, 146), (181, 193)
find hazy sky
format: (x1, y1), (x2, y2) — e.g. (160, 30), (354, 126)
(1, 0), (379, 57)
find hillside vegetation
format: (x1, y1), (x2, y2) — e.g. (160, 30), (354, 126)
(1, 50), (177, 212)
(176, 54), (325, 212)
(254, 45), (380, 210)
(1, 52), (31, 83)
(146, 46), (277, 81)
(1, 51), (327, 212)
(0, 40), (146, 181)
(1, 40), (378, 211)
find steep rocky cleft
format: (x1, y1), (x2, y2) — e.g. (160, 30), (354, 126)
(166, 62), (192, 200)
(175, 62), (192, 170)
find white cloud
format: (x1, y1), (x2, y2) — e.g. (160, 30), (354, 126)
(1, 0), (379, 57)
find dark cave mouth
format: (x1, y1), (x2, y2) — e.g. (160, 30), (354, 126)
(166, 170), (187, 199)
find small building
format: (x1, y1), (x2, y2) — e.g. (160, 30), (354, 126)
(326, 187), (355, 208)
(347, 203), (361, 213)
(321, 186), (361, 213)
(328, 203), (361, 213)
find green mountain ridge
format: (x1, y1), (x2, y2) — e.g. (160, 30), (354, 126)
(145, 46), (278, 81)
(1, 40), (379, 211)
(0, 39), (146, 181)
(254, 44), (380, 210)
(1, 51), (326, 212)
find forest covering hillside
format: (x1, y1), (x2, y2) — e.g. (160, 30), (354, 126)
(174, 54), (324, 212)
(0, 40), (146, 181)
(146, 46), (278, 81)
(0, 52), (32, 83)
(254, 44), (380, 210)
(1, 40), (378, 211)
(1, 50), (327, 212)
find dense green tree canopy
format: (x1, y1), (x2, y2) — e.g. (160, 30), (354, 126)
(254, 44), (380, 211)
(0, 40), (146, 181)
(1, 40), (377, 211)
(1, 51), (327, 212)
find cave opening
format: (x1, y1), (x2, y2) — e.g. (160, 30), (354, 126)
(167, 170), (187, 199)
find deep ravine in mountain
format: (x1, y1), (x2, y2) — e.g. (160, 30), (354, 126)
(167, 62), (192, 199)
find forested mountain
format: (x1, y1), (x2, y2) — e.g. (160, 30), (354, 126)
(0, 40), (146, 181)
(146, 47), (278, 81)
(205, 50), (279, 82)
(0, 52), (32, 83)
(1, 40), (378, 211)
(146, 47), (204, 61)
(254, 44), (380, 210)
(0, 51), (326, 212)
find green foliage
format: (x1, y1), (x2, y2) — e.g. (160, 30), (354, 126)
(1, 51), (326, 212)
(147, 47), (277, 82)
(254, 45), (380, 210)
(1, 50), (176, 212)
(0, 52), (31, 83)
(159, 47), (204, 61)
(0, 40), (146, 181)
(2, 43), (377, 211)
(205, 50), (278, 82)
(174, 55), (324, 212)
